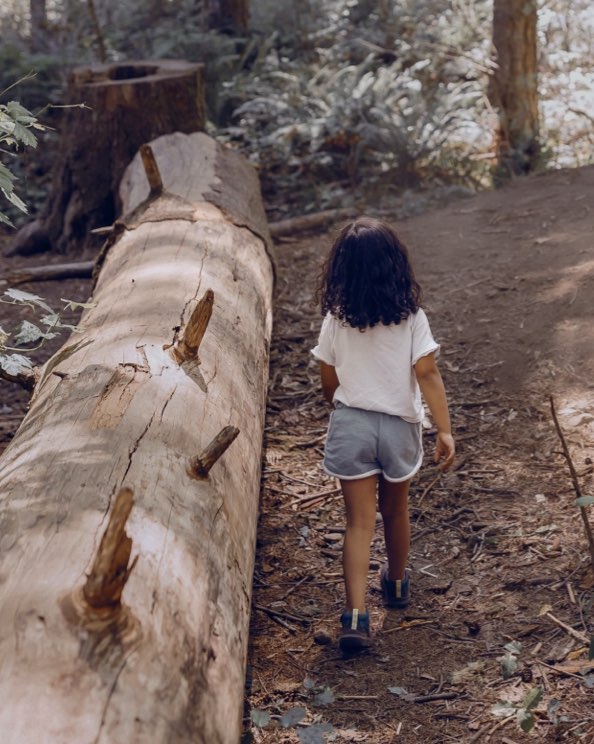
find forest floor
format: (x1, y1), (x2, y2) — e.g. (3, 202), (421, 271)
(1, 165), (594, 743)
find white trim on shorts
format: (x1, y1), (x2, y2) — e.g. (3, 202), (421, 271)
(323, 448), (423, 483)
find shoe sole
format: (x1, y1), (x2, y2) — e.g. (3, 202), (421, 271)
(339, 632), (371, 653)
(383, 596), (410, 609)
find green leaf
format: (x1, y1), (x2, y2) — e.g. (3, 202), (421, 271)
(547, 698), (562, 723)
(313, 687), (335, 706)
(250, 709), (270, 728)
(12, 122), (38, 148)
(303, 676), (316, 690)
(387, 686), (411, 699)
(5, 101), (34, 118)
(280, 706), (307, 727)
(0, 163), (16, 190)
(499, 652), (518, 679)
(491, 701), (516, 718)
(2, 187), (28, 213)
(13, 320), (47, 345)
(297, 723), (334, 744)
(39, 313), (61, 327)
(3, 288), (54, 314)
(0, 352), (34, 376)
(0, 210), (13, 227)
(504, 640), (522, 654)
(576, 496), (594, 507)
(0, 118), (16, 136)
(4, 288), (42, 303)
(523, 686), (543, 712)
(40, 314), (81, 332)
(517, 708), (535, 733)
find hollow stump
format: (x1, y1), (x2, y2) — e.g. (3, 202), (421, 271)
(38, 59), (205, 254)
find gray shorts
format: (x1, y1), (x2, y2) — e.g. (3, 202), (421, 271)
(323, 403), (423, 482)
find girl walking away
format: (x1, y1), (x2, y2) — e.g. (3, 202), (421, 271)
(311, 217), (455, 653)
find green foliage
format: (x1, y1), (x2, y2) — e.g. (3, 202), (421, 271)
(575, 495), (594, 507)
(491, 686), (543, 734)
(247, 677), (335, 740)
(0, 91), (45, 226)
(219, 0), (494, 209)
(0, 289), (89, 378)
(0, 0), (593, 218)
(249, 709), (271, 728)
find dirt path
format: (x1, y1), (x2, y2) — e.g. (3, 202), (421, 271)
(1, 166), (593, 743)
(245, 166), (594, 743)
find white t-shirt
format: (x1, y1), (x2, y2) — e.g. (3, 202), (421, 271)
(311, 309), (439, 423)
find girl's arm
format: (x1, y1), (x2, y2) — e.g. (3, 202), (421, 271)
(414, 352), (455, 471)
(320, 362), (339, 404)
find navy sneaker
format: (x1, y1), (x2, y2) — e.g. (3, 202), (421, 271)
(380, 564), (411, 609)
(339, 609), (371, 652)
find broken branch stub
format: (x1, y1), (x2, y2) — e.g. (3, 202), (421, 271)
(140, 143), (163, 197)
(83, 487), (137, 609)
(171, 289), (214, 364)
(188, 426), (240, 479)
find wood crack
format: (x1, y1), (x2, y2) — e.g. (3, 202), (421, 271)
(92, 655), (130, 744)
(120, 410), (157, 485)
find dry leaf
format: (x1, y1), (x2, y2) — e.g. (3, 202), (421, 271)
(553, 658), (594, 675)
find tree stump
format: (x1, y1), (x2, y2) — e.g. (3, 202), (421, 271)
(15, 59), (205, 256)
(0, 132), (274, 743)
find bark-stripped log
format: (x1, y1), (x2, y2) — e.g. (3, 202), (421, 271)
(0, 132), (274, 743)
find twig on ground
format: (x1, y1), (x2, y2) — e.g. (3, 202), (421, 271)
(468, 713), (515, 744)
(412, 691), (460, 704)
(536, 659), (586, 680)
(418, 473), (441, 504)
(255, 604), (311, 626)
(550, 395), (594, 570)
(412, 507), (474, 542)
(285, 487), (341, 509)
(279, 574), (312, 601)
(259, 612), (297, 633)
(485, 715), (515, 741)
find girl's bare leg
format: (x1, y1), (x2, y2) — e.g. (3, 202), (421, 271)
(378, 476), (411, 581)
(341, 475), (378, 611)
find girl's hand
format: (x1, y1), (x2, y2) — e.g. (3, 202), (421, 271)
(435, 432), (455, 471)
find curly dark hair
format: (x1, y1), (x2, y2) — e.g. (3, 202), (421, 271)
(318, 217), (422, 330)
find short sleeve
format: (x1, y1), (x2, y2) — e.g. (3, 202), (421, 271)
(411, 308), (440, 365)
(311, 314), (336, 365)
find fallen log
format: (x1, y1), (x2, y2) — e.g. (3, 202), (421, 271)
(0, 260), (95, 287)
(269, 206), (357, 238)
(0, 132), (274, 743)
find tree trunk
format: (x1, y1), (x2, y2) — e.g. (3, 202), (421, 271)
(208, 0), (249, 32)
(489, 0), (540, 179)
(30, 0), (48, 51)
(29, 60), (205, 256)
(0, 132), (274, 743)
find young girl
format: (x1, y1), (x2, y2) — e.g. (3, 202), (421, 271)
(311, 217), (455, 653)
